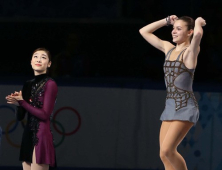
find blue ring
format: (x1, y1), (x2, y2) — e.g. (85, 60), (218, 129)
(0, 105), (18, 134)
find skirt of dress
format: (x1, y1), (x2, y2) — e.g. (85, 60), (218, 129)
(19, 127), (57, 170)
(160, 98), (199, 124)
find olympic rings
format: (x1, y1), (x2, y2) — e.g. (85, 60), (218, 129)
(51, 120), (65, 148)
(52, 107), (81, 136)
(5, 120), (21, 148)
(4, 119), (26, 148)
(0, 105), (18, 135)
(1, 104), (81, 148)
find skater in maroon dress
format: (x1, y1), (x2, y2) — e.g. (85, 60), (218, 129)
(6, 48), (58, 170)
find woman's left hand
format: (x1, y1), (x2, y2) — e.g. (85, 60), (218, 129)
(11, 91), (23, 101)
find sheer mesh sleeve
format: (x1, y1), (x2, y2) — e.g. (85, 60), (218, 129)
(18, 80), (58, 121)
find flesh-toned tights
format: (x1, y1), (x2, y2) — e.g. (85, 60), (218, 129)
(22, 148), (49, 170)
(159, 120), (193, 170)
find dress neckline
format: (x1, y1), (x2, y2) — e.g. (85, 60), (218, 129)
(166, 47), (187, 61)
(34, 74), (48, 83)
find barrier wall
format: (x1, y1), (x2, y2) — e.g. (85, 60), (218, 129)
(0, 83), (222, 170)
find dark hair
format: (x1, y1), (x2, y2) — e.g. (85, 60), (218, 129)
(177, 16), (194, 40)
(32, 48), (51, 62)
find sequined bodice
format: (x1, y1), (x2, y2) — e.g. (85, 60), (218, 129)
(28, 75), (50, 146)
(163, 47), (198, 111)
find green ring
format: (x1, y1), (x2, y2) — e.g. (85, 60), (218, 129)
(52, 120), (65, 147)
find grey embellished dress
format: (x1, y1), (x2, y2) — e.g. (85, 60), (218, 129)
(160, 47), (199, 124)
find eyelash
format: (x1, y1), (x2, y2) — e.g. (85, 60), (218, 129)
(172, 28), (181, 31)
(33, 56), (46, 59)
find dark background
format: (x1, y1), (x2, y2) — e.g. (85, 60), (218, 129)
(0, 0), (221, 86)
(0, 1), (222, 170)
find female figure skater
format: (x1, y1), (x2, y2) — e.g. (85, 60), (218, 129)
(6, 48), (58, 170)
(139, 15), (205, 170)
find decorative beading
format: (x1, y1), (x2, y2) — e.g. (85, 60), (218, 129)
(29, 78), (50, 146)
(164, 60), (198, 111)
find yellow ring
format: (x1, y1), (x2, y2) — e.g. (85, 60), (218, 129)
(5, 120), (26, 148)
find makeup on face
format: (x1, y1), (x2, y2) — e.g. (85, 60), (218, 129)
(171, 20), (191, 43)
(31, 50), (51, 75)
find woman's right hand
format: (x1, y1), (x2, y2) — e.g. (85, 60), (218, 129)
(5, 92), (20, 106)
(169, 15), (178, 25)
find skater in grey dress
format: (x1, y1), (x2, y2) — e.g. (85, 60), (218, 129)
(139, 15), (205, 170)
(160, 46), (199, 124)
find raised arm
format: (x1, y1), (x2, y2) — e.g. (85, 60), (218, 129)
(188, 17), (206, 55)
(139, 15), (178, 53)
(184, 17), (206, 68)
(18, 80), (58, 121)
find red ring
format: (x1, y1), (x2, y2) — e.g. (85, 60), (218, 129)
(52, 107), (81, 136)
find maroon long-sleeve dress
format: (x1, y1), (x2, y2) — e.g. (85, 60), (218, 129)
(17, 74), (58, 169)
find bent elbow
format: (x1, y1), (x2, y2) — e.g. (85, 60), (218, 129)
(139, 28), (143, 35)
(139, 28), (147, 35)
(42, 113), (49, 121)
(41, 110), (52, 121)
